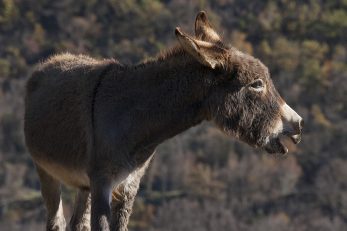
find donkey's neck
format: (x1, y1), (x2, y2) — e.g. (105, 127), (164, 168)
(125, 47), (214, 144)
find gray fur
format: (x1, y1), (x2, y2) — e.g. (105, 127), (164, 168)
(24, 11), (302, 231)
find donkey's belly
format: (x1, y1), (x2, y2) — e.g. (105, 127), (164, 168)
(36, 158), (90, 189)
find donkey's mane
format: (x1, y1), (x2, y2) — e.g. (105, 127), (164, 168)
(131, 45), (193, 70)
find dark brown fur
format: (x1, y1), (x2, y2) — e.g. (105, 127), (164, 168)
(24, 12), (302, 231)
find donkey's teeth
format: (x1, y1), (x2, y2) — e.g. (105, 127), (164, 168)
(290, 134), (301, 144)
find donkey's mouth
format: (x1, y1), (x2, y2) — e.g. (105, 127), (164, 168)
(264, 137), (288, 154)
(264, 133), (301, 155)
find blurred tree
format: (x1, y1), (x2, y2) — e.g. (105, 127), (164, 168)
(0, 0), (346, 230)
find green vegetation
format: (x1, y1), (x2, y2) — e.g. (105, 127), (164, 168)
(0, 0), (346, 230)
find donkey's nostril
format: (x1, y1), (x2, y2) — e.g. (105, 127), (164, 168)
(299, 119), (304, 130)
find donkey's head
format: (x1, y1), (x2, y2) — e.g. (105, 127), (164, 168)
(175, 11), (303, 154)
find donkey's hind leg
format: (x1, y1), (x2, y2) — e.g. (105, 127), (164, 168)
(36, 164), (66, 231)
(70, 189), (91, 231)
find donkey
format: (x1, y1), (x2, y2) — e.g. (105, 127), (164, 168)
(24, 11), (303, 231)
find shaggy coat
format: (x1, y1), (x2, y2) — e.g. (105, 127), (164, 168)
(24, 11), (303, 231)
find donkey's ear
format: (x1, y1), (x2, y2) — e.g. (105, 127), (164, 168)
(195, 11), (221, 44)
(175, 27), (225, 69)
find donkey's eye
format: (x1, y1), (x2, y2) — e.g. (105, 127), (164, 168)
(249, 79), (264, 91)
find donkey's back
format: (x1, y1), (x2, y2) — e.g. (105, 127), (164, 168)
(24, 53), (119, 188)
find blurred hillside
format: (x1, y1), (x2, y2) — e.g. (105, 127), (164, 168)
(0, 0), (347, 230)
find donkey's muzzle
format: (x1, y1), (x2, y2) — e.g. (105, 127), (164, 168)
(282, 103), (303, 144)
(265, 104), (304, 154)
(289, 118), (304, 144)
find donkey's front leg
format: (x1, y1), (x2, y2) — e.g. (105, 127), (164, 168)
(111, 154), (153, 231)
(90, 175), (113, 231)
(110, 177), (140, 231)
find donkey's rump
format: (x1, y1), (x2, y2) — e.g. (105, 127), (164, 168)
(24, 53), (119, 184)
